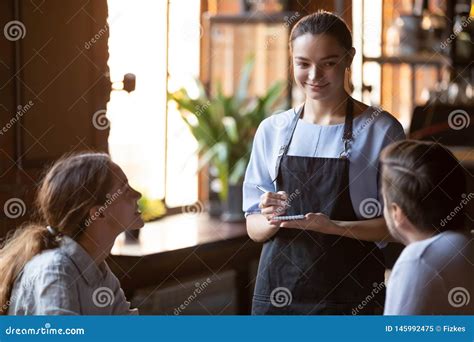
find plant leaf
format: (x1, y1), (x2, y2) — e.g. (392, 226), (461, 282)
(235, 55), (255, 105)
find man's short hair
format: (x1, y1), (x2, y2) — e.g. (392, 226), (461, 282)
(380, 140), (468, 233)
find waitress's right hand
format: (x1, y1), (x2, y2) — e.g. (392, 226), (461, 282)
(259, 191), (288, 224)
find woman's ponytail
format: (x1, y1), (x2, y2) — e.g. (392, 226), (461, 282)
(0, 223), (59, 314)
(0, 152), (112, 315)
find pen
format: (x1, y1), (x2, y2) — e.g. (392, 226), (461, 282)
(256, 185), (293, 213)
(255, 185), (272, 193)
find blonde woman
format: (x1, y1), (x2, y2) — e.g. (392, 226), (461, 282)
(0, 153), (143, 315)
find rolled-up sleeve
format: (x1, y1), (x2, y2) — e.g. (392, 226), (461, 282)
(242, 121), (275, 216)
(109, 275), (139, 315)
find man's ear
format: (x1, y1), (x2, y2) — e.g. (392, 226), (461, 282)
(391, 202), (409, 231)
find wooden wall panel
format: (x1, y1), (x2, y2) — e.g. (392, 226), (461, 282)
(0, 0), (111, 239)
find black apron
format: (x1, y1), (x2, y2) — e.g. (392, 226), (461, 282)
(252, 99), (385, 315)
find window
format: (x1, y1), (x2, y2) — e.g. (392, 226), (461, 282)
(106, 0), (201, 212)
(352, 0), (382, 105)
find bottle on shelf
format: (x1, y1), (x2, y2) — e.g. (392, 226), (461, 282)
(418, 0), (447, 53)
(452, 0), (473, 66)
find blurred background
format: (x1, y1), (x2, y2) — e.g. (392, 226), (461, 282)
(1, 0), (473, 314)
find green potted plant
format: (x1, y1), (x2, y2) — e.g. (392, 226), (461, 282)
(168, 57), (285, 222)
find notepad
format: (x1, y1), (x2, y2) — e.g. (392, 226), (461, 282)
(272, 215), (305, 221)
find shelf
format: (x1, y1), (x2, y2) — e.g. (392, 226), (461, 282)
(207, 11), (299, 24)
(363, 53), (451, 66)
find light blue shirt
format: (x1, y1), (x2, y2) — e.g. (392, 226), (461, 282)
(8, 235), (138, 315)
(384, 231), (474, 315)
(243, 106), (405, 220)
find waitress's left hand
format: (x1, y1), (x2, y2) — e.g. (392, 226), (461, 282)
(278, 213), (341, 235)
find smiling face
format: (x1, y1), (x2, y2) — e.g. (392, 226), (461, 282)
(292, 33), (354, 101)
(102, 162), (144, 232)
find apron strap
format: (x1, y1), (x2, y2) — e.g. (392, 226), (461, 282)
(340, 98), (354, 159)
(272, 106), (302, 183)
(343, 98), (354, 141)
(273, 98), (355, 182)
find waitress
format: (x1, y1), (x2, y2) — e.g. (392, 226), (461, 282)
(243, 10), (405, 315)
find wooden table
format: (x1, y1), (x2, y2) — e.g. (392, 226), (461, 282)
(108, 214), (262, 314)
(108, 147), (474, 313)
